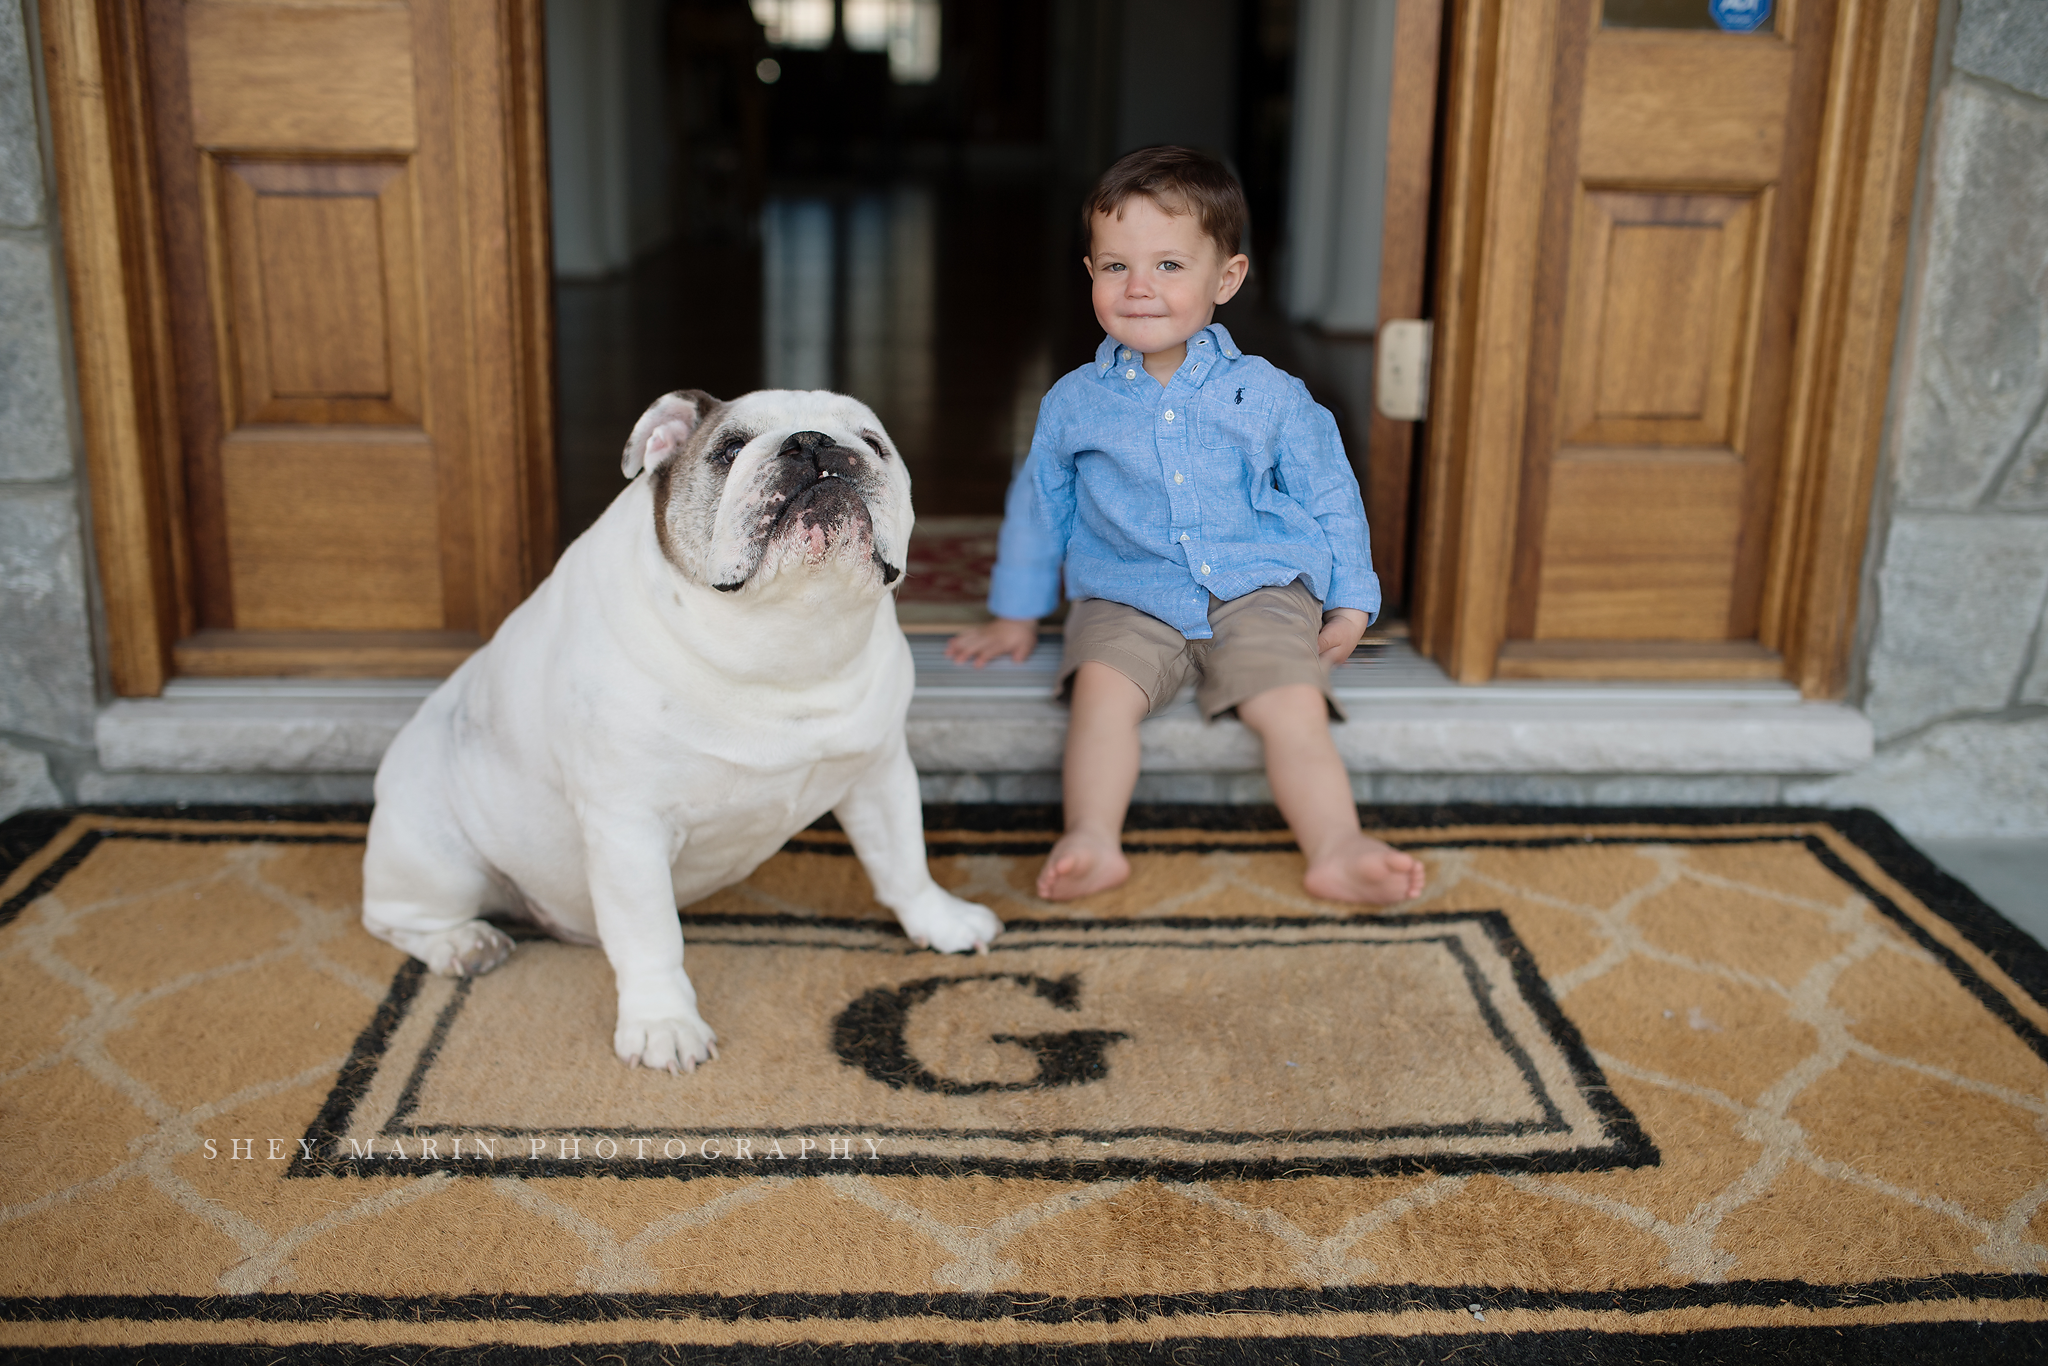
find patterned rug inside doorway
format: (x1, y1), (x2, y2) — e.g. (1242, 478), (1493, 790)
(899, 516), (999, 629)
(2, 804), (2046, 1363)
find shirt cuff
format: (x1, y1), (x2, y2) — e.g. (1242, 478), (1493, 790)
(1322, 568), (1382, 624)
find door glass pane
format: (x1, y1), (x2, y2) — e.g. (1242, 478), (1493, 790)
(1603, 0), (1775, 32)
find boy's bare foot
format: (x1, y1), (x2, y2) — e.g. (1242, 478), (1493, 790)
(1302, 833), (1426, 905)
(1036, 829), (1130, 900)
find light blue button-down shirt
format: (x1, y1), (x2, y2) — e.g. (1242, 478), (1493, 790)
(985, 324), (1380, 639)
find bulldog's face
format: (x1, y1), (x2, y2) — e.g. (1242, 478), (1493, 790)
(621, 390), (911, 596)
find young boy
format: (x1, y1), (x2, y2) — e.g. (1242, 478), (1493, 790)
(947, 146), (1425, 906)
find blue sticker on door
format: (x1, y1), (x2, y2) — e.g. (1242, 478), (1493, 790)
(1709, 0), (1773, 32)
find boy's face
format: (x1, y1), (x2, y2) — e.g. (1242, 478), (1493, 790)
(1086, 196), (1249, 360)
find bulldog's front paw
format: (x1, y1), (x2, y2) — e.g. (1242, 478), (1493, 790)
(614, 1012), (719, 1073)
(377, 918), (515, 978)
(895, 887), (1003, 955)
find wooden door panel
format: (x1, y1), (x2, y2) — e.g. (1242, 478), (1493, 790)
(1578, 35), (1792, 182)
(1561, 190), (1764, 448)
(1534, 451), (1743, 639)
(215, 158), (423, 426)
(256, 192), (392, 395)
(220, 433), (443, 630)
(184, 2), (417, 150)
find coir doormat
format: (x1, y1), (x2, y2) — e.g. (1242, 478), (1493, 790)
(2, 804), (2046, 1363)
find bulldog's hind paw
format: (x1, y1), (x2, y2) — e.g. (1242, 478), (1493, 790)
(896, 888), (1004, 955)
(371, 917), (514, 978)
(615, 1013), (719, 1074)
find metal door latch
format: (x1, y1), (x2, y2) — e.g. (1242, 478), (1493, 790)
(1375, 319), (1433, 421)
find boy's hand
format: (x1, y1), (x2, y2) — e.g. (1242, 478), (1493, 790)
(1317, 608), (1371, 668)
(946, 617), (1040, 667)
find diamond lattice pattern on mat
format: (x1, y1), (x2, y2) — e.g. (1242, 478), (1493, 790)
(2, 819), (2045, 1299)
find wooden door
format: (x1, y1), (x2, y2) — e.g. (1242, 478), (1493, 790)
(1411, 0), (1938, 691)
(42, 1), (552, 689)
(1504, 0), (1834, 678)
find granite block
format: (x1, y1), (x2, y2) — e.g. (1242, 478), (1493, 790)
(1372, 774), (1599, 806)
(2022, 608), (2048, 707)
(1129, 772), (1230, 804)
(1786, 717), (2048, 839)
(1222, 773), (1274, 804)
(0, 236), (72, 480)
(95, 695), (420, 772)
(907, 701), (1066, 773)
(0, 0), (43, 228)
(0, 738), (61, 821)
(0, 486), (96, 746)
(1889, 81), (2048, 509)
(908, 695), (1868, 779)
(1584, 774), (1785, 806)
(74, 770), (379, 806)
(918, 772), (995, 805)
(988, 772), (1061, 804)
(1861, 514), (2048, 739)
(1954, 0), (2048, 103)
(1998, 417), (2048, 509)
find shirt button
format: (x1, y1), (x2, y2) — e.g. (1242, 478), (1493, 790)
(1164, 409), (1174, 421)
(1180, 532), (1189, 542)
(1200, 563), (1211, 575)
(1174, 472), (1183, 484)
(1125, 369), (1136, 379)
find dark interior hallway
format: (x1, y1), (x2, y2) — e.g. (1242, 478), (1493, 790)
(548, 0), (1382, 622)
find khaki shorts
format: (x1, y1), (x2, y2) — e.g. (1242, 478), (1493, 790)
(1057, 581), (1346, 721)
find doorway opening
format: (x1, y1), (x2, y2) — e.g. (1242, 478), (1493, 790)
(544, 0), (1423, 626)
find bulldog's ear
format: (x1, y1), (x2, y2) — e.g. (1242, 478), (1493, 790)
(622, 389), (722, 478)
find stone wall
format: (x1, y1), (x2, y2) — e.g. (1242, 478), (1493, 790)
(0, 0), (93, 819)
(1789, 0), (2048, 838)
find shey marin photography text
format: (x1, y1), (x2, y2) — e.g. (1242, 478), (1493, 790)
(205, 1134), (888, 1163)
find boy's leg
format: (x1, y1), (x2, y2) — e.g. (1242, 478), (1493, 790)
(1235, 684), (1426, 904)
(1039, 661), (1149, 900)
(1044, 598), (1192, 900)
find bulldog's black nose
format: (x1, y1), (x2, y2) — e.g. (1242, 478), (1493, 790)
(780, 430), (858, 479)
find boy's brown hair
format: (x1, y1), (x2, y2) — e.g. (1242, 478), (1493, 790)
(1084, 146), (1247, 262)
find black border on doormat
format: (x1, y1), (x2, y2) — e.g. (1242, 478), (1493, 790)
(0, 1315), (2045, 1365)
(3, 803), (2047, 1365)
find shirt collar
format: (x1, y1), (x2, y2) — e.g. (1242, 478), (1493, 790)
(1094, 324), (1242, 388)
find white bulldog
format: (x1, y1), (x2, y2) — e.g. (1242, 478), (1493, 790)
(361, 389), (1002, 1072)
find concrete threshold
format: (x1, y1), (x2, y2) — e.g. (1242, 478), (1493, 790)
(905, 638), (1870, 776)
(94, 639), (1872, 780)
(96, 677), (438, 774)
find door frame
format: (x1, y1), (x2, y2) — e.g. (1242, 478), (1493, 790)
(1409, 0), (1940, 698)
(1364, 0), (1445, 615)
(38, 0), (556, 696)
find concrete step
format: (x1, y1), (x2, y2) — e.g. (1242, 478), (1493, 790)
(90, 638), (1872, 809)
(904, 636), (1871, 803)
